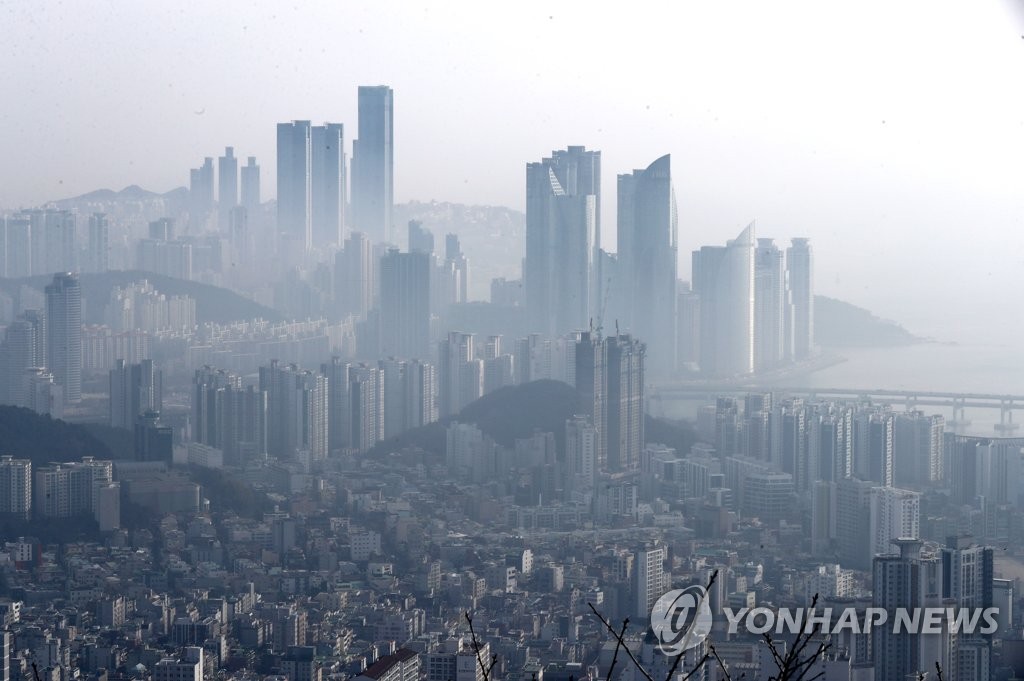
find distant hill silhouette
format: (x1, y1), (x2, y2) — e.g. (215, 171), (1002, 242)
(0, 405), (127, 464)
(814, 295), (920, 347)
(367, 378), (697, 459)
(0, 270), (281, 325)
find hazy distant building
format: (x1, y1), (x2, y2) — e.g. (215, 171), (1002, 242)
(335, 231), (376, 321)
(605, 335), (645, 472)
(134, 411), (173, 463)
(438, 332), (480, 417)
(787, 238), (814, 359)
(218, 146), (238, 231)
(692, 224), (755, 376)
(379, 249), (431, 359)
(445, 234), (470, 304)
(349, 363), (383, 453)
(854, 410), (894, 486)
(260, 361), (329, 464)
(524, 146), (599, 336)
(893, 411), (944, 486)
(45, 272), (82, 402)
(351, 85), (394, 244)
(754, 238), (792, 370)
(0, 318), (38, 406)
(617, 155), (677, 372)
(311, 123), (346, 248)
(192, 366), (268, 465)
(109, 359), (162, 430)
(240, 156), (261, 213)
(2, 214), (31, 277)
(574, 332), (606, 471)
(277, 120), (313, 252)
(189, 157), (215, 231)
(87, 213), (109, 273)
(869, 486), (920, 557)
(408, 220), (434, 255)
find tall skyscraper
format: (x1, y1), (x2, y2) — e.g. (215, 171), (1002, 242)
(87, 213), (109, 273)
(322, 358), (351, 454)
(42, 210), (77, 274)
(445, 234), (470, 304)
(379, 249), (431, 359)
(754, 238), (792, 371)
(691, 223), (755, 376)
(605, 335), (645, 472)
(787, 238), (814, 359)
(218, 146), (238, 231)
(524, 147), (599, 336)
(617, 155), (677, 371)
(189, 157), (215, 231)
(240, 156), (261, 213)
(45, 272), (82, 403)
(3, 214), (31, 277)
(277, 120), (313, 251)
(311, 123), (346, 248)
(872, 539), (945, 681)
(352, 85), (394, 244)
(109, 359), (162, 429)
(574, 332), (607, 471)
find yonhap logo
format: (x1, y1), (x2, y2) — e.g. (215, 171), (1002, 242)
(650, 585), (714, 655)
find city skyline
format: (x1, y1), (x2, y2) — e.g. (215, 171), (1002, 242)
(3, 3), (1023, 342)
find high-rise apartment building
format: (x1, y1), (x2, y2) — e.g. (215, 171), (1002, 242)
(605, 335), (645, 472)
(189, 157), (215, 231)
(524, 146), (599, 336)
(87, 213), (109, 273)
(33, 456), (112, 520)
(0, 456), (32, 519)
(311, 123), (345, 248)
(617, 154), (677, 372)
(277, 120), (313, 251)
(218, 146), (238, 232)
(787, 238), (814, 359)
(635, 544), (667, 619)
(872, 539), (945, 681)
(260, 361), (328, 464)
(109, 359), (162, 429)
(692, 223), (755, 377)
(438, 332), (480, 418)
(240, 156), (261, 214)
(754, 238), (792, 370)
(192, 367), (268, 465)
(335, 231), (376, 320)
(351, 85), (394, 244)
(45, 272), (82, 402)
(379, 249), (431, 360)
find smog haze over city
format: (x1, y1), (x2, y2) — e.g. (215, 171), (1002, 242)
(2, 3), (1024, 681)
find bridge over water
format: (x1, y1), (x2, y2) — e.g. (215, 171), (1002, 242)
(648, 384), (1024, 434)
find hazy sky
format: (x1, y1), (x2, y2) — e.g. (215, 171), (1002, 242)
(3, 1), (1024, 343)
